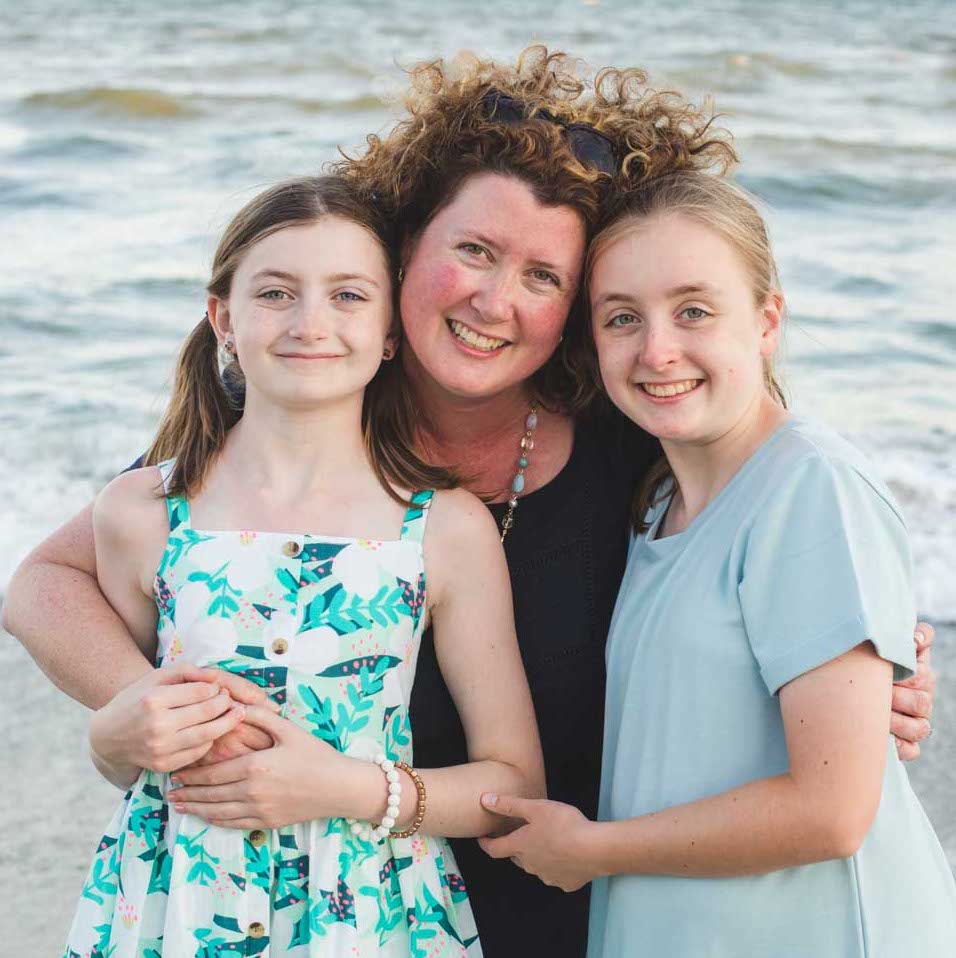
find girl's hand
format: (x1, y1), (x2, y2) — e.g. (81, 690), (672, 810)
(89, 664), (272, 779)
(169, 705), (346, 829)
(478, 794), (598, 893)
(189, 719), (274, 768)
(892, 623), (937, 761)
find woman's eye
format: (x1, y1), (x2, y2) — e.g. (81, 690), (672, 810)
(681, 306), (709, 321)
(261, 289), (290, 301)
(530, 269), (560, 287)
(608, 312), (639, 328)
(334, 290), (365, 303)
(458, 242), (489, 259)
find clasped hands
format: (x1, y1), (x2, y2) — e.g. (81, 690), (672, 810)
(88, 663), (349, 829)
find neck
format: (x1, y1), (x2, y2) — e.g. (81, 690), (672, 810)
(403, 352), (533, 463)
(662, 393), (788, 531)
(219, 388), (370, 498)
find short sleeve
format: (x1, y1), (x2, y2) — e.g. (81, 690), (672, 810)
(739, 452), (916, 695)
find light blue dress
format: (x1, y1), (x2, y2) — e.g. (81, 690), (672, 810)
(587, 417), (956, 958)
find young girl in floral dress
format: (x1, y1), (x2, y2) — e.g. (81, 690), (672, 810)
(64, 175), (544, 958)
(481, 172), (956, 956)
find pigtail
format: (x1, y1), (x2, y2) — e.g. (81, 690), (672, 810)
(143, 317), (242, 498)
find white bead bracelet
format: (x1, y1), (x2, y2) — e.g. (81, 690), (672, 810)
(346, 752), (402, 843)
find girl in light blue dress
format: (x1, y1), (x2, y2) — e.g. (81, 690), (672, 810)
(480, 172), (956, 956)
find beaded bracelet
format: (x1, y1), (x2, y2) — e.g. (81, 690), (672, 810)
(390, 760), (426, 839)
(345, 755), (427, 843)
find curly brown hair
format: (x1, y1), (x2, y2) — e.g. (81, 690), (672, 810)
(333, 45), (737, 413)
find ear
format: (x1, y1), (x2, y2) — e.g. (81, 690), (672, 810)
(382, 328), (400, 361)
(206, 296), (232, 345)
(758, 290), (784, 358)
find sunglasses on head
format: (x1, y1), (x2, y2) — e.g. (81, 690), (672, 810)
(480, 89), (618, 176)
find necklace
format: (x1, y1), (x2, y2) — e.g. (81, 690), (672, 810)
(499, 401), (539, 542)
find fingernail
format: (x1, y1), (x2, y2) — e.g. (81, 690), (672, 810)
(170, 775), (182, 785)
(173, 803), (185, 813)
(234, 705), (246, 719)
(482, 793), (498, 808)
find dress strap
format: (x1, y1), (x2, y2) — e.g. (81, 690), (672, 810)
(399, 490), (434, 545)
(157, 459), (191, 533)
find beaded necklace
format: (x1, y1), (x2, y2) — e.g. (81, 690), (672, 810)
(499, 402), (539, 542)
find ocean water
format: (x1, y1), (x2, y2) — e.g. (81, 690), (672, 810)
(1, 0), (954, 952)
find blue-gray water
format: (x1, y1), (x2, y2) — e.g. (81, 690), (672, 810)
(1, 1), (954, 952)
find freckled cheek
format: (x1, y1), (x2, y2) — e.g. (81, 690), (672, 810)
(401, 261), (468, 332)
(524, 299), (571, 345)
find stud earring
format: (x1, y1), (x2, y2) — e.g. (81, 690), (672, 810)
(383, 345), (395, 360)
(223, 337), (236, 354)
(397, 267), (405, 283)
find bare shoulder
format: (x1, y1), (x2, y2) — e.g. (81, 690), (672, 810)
(94, 466), (169, 552)
(423, 488), (507, 606)
(425, 487), (501, 550)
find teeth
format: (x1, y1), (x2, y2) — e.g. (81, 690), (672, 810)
(641, 380), (701, 398)
(449, 319), (508, 352)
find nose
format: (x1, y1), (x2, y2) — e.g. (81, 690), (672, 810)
(640, 321), (682, 371)
(471, 270), (517, 327)
(289, 299), (330, 342)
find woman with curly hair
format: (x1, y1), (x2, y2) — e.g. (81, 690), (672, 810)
(4, 46), (937, 958)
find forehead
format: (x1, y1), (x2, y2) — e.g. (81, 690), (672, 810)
(433, 172), (586, 266)
(238, 216), (387, 276)
(591, 214), (746, 292)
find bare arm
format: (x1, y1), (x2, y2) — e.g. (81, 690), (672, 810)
(482, 643), (892, 889)
(2, 503), (153, 707)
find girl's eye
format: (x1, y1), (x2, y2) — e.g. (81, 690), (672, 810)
(530, 269), (560, 287)
(334, 290), (366, 303)
(607, 312), (639, 329)
(261, 289), (290, 301)
(681, 306), (709, 321)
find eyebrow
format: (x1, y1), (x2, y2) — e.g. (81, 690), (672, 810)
(249, 269), (381, 288)
(592, 283), (721, 309)
(466, 232), (569, 278)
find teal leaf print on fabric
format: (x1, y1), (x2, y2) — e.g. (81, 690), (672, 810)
(274, 853), (310, 910)
(176, 828), (219, 886)
(244, 836), (271, 891)
(276, 567), (301, 604)
(81, 837), (120, 905)
(307, 583), (412, 636)
(128, 782), (167, 855)
(397, 573), (426, 627)
(408, 882), (464, 953)
(318, 654), (402, 681)
(147, 845), (171, 895)
(298, 686), (345, 751)
(188, 562), (241, 618)
(320, 875), (357, 928)
(159, 527), (215, 575)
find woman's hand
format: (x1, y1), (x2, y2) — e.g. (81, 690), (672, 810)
(892, 623), (937, 761)
(168, 705), (349, 829)
(89, 664), (273, 784)
(478, 794), (599, 893)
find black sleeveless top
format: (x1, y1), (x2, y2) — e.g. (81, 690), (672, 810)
(410, 409), (657, 958)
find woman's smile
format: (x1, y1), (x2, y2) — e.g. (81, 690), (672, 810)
(446, 318), (511, 355)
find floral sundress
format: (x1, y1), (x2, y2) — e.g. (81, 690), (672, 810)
(64, 461), (480, 958)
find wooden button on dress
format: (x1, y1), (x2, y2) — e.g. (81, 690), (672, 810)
(248, 921), (266, 938)
(249, 829), (266, 848)
(282, 540), (301, 557)
(271, 638), (289, 655)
